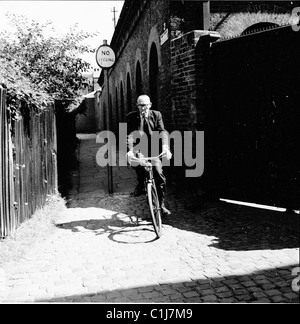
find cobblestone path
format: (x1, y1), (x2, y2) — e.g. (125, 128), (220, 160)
(1, 134), (299, 303)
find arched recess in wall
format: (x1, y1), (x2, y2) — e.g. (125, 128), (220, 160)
(216, 12), (292, 38)
(136, 61), (143, 97)
(147, 26), (161, 110)
(149, 43), (159, 110)
(126, 73), (132, 113)
(120, 81), (125, 121)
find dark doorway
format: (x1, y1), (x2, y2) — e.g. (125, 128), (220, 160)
(136, 61), (143, 97)
(127, 73), (132, 113)
(120, 81), (125, 121)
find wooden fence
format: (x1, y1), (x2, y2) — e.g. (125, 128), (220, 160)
(0, 85), (58, 238)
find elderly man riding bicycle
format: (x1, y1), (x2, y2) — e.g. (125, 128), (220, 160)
(126, 95), (172, 216)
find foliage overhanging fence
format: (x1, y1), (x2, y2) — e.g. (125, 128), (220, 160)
(0, 85), (58, 238)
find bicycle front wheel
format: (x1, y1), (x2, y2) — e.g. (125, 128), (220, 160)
(147, 181), (162, 238)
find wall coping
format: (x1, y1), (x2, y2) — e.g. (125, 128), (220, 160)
(171, 30), (221, 47)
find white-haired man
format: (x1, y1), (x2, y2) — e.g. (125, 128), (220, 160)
(126, 95), (172, 216)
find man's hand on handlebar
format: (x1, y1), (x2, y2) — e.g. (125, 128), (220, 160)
(126, 151), (147, 166)
(126, 149), (172, 166)
(126, 150), (135, 162)
(162, 145), (172, 160)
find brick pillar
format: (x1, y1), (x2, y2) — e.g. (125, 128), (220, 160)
(171, 30), (220, 132)
(170, 30), (220, 196)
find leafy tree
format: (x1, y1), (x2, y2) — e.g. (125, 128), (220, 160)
(0, 13), (97, 118)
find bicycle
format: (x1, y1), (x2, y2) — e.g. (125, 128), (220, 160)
(128, 152), (165, 239)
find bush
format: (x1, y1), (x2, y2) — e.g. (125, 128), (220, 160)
(0, 13), (96, 118)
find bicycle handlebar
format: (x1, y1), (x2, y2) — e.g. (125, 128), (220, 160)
(128, 152), (166, 164)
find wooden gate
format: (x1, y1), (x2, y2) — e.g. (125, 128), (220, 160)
(206, 25), (300, 209)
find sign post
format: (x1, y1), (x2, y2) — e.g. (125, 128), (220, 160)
(96, 40), (116, 194)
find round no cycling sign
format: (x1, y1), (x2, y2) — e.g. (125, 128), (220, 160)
(96, 44), (116, 69)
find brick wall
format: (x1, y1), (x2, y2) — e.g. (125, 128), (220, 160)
(98, 0), (216, 134)
(171, 31), (199, 132)
(170, 30), (217, 132)
(98, 0), (298, 138)
(209, 1), (300, 36)
(168, 29), (218, 189)
(99, 0), (171, 135)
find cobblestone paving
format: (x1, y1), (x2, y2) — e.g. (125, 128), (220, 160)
(0, 134), (299, 303)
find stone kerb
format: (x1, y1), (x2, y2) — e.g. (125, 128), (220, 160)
(171, 30), (221, 49)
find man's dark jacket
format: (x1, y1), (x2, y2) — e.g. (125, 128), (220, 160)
(126, 110), (169, 153)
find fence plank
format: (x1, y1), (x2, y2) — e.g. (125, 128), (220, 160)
(7, 111), (15, 234)
(0, 86), (57, 238)
(0, 86), (5, 237)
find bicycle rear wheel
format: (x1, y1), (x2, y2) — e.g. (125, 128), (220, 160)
(147, 181), (162, 238)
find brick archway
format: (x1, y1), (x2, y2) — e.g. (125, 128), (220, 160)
(147, 24), (161, 111)
(216, 12), (296, 38)
(147, 26), (162, 69)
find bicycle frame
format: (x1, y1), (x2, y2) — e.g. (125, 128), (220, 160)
(128, 152), (165, 238)
(128, 152), (165, 180)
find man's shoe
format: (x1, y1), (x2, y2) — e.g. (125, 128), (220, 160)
(161, 205), (171, 216)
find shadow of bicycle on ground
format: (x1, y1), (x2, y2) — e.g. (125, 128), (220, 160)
(64, 185), (299, 251)
(56, 209), (159, 244)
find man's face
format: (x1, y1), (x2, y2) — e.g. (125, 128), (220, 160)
(137, 96), (152, 117)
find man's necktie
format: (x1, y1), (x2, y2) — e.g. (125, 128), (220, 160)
(143, 117), (152, 135)
(140, 116), (145, 132)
